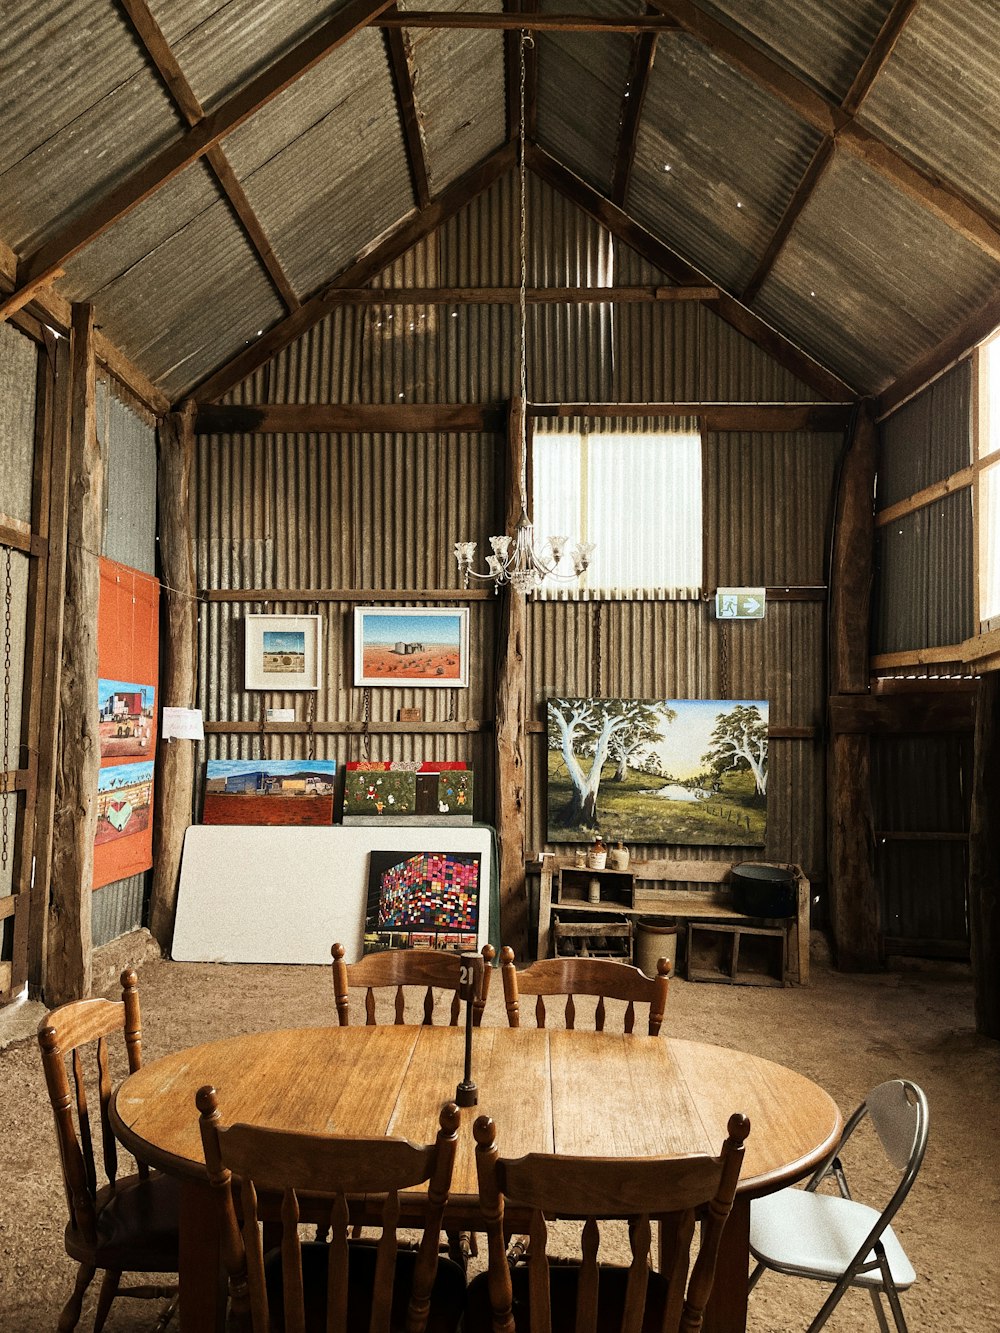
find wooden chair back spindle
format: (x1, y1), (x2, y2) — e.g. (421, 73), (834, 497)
(332, 941), (495, 1028)
(198, 1090), (463, 1333)
(470, 1111), (750, 1333)
(500, 947), (671, 1036)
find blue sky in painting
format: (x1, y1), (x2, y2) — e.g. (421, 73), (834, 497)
(361, 612), (461, 646)
(98, 679), (154, 708)
(98, 760), (155, 791)
(263, 631), (305, 652)
(205, 760), (336, 780)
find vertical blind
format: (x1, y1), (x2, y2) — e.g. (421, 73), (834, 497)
(532, 420), (702, 599)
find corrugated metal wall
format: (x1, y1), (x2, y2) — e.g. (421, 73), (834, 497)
(92, 377), (159, 947)
(199, 175), (842, 904)
(0, 323), (37, 959)
(871, 363), (975, 957)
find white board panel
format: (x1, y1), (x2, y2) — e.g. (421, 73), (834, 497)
(172, 825), (493, 964)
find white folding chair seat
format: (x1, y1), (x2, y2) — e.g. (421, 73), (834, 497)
(750, 1186), (916, 1288)
(749, 1077), (928, 1333)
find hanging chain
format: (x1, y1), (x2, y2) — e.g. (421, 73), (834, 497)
(307, 690), (316, 762)
(516, 29), (532, 511)
(1, 546), (12, 876)
(720, 621), (730, 701)
(362, 687), (371, 762)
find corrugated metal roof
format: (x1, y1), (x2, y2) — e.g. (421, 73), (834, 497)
(152, 0), (350, 113)
(0, 1), (182, 252)
(695, 0), (891, 102)
(535, 0), (639, 195)
(225, 30), (414, 296)
(755, 150), (1000, 395)
(1, 2), (998, 402)
(857, 0), (1000, 220)
(400, 0), (506, 194)
(627, 32), (825, 295)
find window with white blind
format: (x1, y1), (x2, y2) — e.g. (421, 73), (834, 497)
(977, 330), (1000, 627)
(531, 424), (702, 598)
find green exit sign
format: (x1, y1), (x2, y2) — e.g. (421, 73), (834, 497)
(715, 587), (766, 620)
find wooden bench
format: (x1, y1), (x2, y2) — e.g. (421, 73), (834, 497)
(535, 856), (811, 986)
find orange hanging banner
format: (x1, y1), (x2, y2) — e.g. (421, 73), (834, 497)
(93, 558), (160, 890)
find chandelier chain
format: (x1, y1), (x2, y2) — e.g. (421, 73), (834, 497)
(1, 546), (11, 875)
(518, 28), (530, 509)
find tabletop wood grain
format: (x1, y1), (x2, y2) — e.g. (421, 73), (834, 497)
(111, 1024), (840, 1198)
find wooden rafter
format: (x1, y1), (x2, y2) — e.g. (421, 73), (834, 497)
(190, 142), (516, 405)
(877, 287), (1000, 418)
(740, 139), (835, 304)
(611, 25), (658, 207)
(527, 143), (856, 400)
(313, 284), (718, 303)
(647, 0), (1000, 264)
(0, 0), (396, 325)
(122, 0), (301, 308)
(383, 12), (431, 209)
(376, 11), (682, 31)
(737, 1), (925, 305)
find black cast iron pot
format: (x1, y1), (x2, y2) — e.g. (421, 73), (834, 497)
(731, 862), (797, 917)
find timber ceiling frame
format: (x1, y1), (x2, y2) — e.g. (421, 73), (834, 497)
(0, 2), (995, 411)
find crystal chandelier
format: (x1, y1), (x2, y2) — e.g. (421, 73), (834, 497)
(454, 30), (594, 596)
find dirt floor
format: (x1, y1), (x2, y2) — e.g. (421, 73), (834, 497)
(1, 931), (998, 1332)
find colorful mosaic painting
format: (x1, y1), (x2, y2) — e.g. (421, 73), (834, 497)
(364, 850), (481, 954)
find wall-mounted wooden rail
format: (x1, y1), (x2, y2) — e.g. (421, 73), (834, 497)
(201, 587), (494, 602)
(203, 720), (487, 735)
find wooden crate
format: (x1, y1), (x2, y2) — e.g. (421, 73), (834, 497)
(686, 921), (786, 987)
(552, 911), (633, 960)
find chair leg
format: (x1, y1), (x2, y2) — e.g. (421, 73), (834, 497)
(154, 1293), (180, 1330)
(92, 1270), (121, 1333)
(869, 1288), (892, 1333)
(57, 1263), (96, 1333)
(882, 1279), (910, 1333)
(747, 1261), (766, 1293)
(805, 1275), (854, 1332)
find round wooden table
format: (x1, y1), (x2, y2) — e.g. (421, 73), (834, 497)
(111, 1024), (841, 1333)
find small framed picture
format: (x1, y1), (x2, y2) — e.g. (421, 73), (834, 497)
(244, 614), (321, 691)
(353, 607), (469, 688)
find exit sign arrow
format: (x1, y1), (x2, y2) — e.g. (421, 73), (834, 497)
(715, 587), (766, 620)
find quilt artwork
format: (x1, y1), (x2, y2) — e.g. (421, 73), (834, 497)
(364, 850), (481, 954)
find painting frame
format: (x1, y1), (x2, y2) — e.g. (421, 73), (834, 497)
(353, 607), (470, 689)
(244, 613), (321, 691)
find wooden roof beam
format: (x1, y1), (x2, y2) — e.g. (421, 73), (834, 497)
(650, 0), (1000, 264)
(383, 13), (431, 209)
(376, 11), (683, 31)
(528, 143), (857, 401)
(738, 1), (921, 303)
(611, 26), (658, 207)
(0, 0), (396, 325)
(116, 0), (303, 312)
(190, 141), (516, 405)
(316, 284), (718, 303)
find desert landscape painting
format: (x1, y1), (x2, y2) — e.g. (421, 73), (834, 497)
(354, 608), (468, 687)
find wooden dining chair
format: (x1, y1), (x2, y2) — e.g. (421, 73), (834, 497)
(196, 1088), (467, 1333)
(465, 1110), (751, 1333)
(332, 942), (496, 1027)
(499, 947), (671, 1035)
(37, 967), (178, 1333)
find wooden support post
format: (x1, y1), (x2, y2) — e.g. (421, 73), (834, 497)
(969, 672), (1000, 1037)
(149, 400), (198, 949)
(494, 403), (529, 957)
(827, 400), (879, 969)
(46, 305), (102, 1004)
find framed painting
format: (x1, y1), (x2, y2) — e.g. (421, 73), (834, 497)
(244, 613), (321, 691)
(353, 607), (469, 688)
(363, 850), (481, 954)
(546, 697), (769, 847)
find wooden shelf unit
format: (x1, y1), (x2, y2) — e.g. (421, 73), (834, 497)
(555, 866), (635, 909)
(686, 921), (787, 987)
(536, 856), (810, 986)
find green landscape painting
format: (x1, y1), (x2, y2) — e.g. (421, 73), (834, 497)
(546, 697), (768, 846)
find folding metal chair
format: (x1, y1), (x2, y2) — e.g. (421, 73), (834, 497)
(749, 1078), (929, 1333)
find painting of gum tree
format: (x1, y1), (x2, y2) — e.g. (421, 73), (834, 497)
(546, 698), (768, 846)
